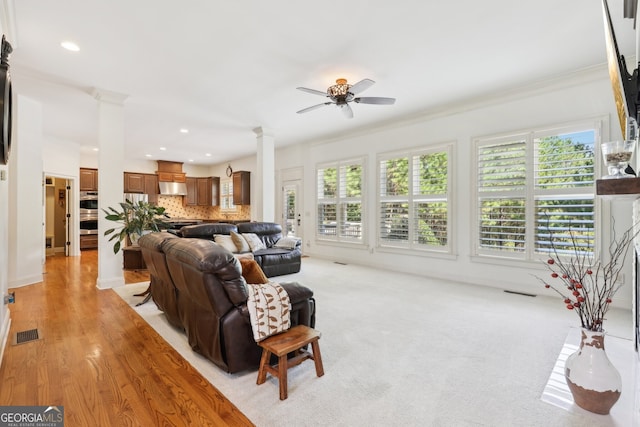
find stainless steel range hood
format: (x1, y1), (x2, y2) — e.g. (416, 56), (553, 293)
(158, 181), (188, 196)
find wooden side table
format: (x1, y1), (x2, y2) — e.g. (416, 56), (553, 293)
(256, 325), (324, 400)
(123, 246), (146, 270)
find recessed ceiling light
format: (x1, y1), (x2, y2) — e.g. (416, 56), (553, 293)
(92, 147), (99, 152)
(188, 159), (194, 162)
(180, 128), (189, 134)
(205, 153), (212, 157)
(61, 41), (80, 52)
(159, 147), (167, 151)
(145, 154), (152, 157)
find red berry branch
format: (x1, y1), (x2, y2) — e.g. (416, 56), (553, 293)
(535, 220), (639, 332)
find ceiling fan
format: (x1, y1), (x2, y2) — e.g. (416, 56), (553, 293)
(296, 78), (396, 119)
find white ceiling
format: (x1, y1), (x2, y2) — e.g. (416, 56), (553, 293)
(5, 0), (638, 165)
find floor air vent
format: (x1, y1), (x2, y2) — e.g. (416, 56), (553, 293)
(14, 328), (40, 345)
(504, 290), (536, 297)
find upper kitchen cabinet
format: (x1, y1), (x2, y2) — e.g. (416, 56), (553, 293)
(79, 168), (98, 191)
(185, 177), (218, 206)
(232, 171), (250, 205)
(124, 172), (145, 193)
(156, 160), (186, 183)
(124, 172), (159, 195)
(157, 171), (186, 183)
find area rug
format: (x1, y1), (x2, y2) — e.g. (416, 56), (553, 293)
(113, 257), (638, 426)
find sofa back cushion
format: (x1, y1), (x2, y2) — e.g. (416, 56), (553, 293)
(237, 222), (283, 248)
(161, 238), (247, 312)
(179, 223), (238, 240)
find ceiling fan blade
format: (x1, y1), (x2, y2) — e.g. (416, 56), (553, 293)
(354, 97), (396, 105)
(296, 102), (333, 114)
(296, 87), (328, 97)
(348, 78), (375, 95)
(339, 103), (354, 119)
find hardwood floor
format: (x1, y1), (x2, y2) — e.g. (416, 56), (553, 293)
(0, 250), (253, 426)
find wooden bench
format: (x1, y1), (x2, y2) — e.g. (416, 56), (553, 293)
(256, 325), (324, 400)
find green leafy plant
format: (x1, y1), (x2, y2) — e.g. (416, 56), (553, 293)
(103, 199), (171, 254)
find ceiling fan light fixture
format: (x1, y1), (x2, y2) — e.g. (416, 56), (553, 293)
(327, 78), (350, 98)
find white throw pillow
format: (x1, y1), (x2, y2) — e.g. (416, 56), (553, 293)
(214, 234), (238, 253)
(274, 236), (301, 249)
(242, 233), (267, 252)
(231, 231), (250, 253)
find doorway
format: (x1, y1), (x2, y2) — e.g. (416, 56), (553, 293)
(282, 179), (303, 247)
(44, 176), (71, 258)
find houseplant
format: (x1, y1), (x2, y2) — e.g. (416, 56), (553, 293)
(103, 199), (171, 254)
(536, 222), (639, 414)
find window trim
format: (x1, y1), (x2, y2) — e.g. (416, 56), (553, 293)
(315, 156), (367, 245)
(220, 177), (236, 212)
(471, 118), (604, 264)
(376, 142), (454, 255)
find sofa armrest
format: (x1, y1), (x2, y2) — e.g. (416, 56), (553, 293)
(279, 281), (313, 304)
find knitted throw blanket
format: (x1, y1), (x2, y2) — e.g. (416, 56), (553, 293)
(246, 281), (291, 342)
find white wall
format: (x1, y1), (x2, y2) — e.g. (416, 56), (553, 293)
(8, 94), (44, 288)
(0, 104), (8, 368)
(275, 68), (637, 310)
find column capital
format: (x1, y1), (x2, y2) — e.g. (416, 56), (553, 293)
(253, 127), (275, 139)
(90, 88), (128, 105)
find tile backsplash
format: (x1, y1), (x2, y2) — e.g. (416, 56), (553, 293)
(157, 195), (250, 221)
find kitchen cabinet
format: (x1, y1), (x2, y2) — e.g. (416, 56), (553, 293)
(185, 177), (218, 206)
(157, 171), (186, 183)
(211, 176), (220, 206)
(79, 168), (98, 191)
(233, 171), (250, 205)
(185, 177), (198, 206)
(144, 173), (159, 204)
(124, 172), (145, 193)
(124, 172), (159, 203)
(80, 235), (98, 250)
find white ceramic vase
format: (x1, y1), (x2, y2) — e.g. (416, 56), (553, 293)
(564, 328), (621, 415)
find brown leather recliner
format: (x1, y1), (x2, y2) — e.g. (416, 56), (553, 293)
(138, 232), (183, 328)
(138, 233), (316, 373)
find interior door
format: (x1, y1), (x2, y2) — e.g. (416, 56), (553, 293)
(65, 181), (71, 256)
(282, 180), (303, 245)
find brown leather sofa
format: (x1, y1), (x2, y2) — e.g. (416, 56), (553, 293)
(138, 232), (315, 373)
(177, 222), (302, 277)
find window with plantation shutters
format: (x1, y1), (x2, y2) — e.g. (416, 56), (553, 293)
(378, 145), (451, 252)
(316, 159), (364, 243)
(474, 121), (598, 261)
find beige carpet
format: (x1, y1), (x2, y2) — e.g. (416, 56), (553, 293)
(114, 257), (639, 427)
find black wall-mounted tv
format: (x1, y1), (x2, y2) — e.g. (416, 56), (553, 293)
(602, 0), (639, 139)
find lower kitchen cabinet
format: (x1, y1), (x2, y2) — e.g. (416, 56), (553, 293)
(80, 235), (98, 250)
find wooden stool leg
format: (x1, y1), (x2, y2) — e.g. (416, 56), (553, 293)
(278, 355), (288, 400)
(310, 340), (324, 377)
(257, 349), (271, 385)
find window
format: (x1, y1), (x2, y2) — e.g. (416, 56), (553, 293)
(474, 122), (598, 261)
(220, 178), (235, 211)
(378, 145), (451, 252)
(316, 158), (364, 243)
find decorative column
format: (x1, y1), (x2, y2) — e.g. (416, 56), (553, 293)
(92, 88), (127, 289)
(253, 127), (275, 222)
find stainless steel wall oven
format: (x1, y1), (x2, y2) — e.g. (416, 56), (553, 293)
(79, 191), (98, 235)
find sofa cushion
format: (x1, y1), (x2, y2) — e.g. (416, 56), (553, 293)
(274, 236), (301, 249)
(231, 231), (250, 252)
(242, 233), (267, 252)
(239, 258), (268, 284)
(180, 223), (238, 239)
(214, 234), (237, 253)
(237, 222), (283, 248)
